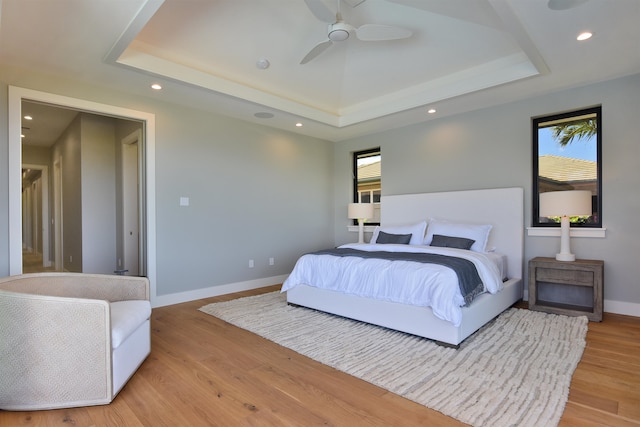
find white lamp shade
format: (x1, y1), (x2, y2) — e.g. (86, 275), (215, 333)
(348, 203), (374, 220)
(539, 190), (592, 218)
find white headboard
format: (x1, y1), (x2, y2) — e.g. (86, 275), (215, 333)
(381, 187), (524, 280)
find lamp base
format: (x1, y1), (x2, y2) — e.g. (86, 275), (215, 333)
(555, 252), (576, 262)
(555, 215), (576, 262)
(357, 220), (365, 244)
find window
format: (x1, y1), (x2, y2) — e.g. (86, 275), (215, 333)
(532, 106), (602, 227)
(353, 148), (381, 224)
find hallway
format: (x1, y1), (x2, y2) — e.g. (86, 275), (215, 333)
(22, 250), (56, 274)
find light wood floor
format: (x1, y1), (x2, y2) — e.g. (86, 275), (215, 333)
(1, 285), (639, 426)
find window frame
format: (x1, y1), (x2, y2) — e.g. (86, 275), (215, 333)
(352, 147), (381, 226)
(532, 106), (602, 228)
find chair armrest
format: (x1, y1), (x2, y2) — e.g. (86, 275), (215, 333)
(0, 290), (113, 409)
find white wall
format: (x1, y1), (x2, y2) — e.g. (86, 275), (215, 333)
(152, 103), (334, 297)
(81, 113), (117, 273)
(51, 115), (83, 272)
(334, 73), (640, 314)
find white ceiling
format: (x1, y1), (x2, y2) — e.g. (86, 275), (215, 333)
(2, 0), (639, 146)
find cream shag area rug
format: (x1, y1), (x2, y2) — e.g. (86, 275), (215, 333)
(200, 292), (588, 427)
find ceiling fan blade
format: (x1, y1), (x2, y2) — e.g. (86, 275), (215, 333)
(547, 0), (589, 10)
(300, 40), (334, 64)
(304, 0), (336, 23)
(355, 24), (412, 41)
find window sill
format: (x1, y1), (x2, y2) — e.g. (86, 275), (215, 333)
(526, 227), (606, 238)
(347, 225), (377, 233)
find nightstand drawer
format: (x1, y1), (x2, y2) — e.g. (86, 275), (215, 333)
(535, 267), (594, 287)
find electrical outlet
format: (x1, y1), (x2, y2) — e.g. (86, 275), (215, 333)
(249, 259), (254, 268)
(69, 255), (73, 263)
(269, 257), (274, 266)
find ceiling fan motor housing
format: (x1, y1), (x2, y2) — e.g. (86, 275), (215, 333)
(328, 22), (351, 41)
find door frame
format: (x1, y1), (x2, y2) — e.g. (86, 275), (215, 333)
(8, 86), (157, 301)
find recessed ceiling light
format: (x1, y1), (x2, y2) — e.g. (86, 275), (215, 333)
(254, 112), (274, 119)
(427, 108), (437, 114)
(151, 83), (162, 90)
(256, 59), (270, 70)
(295, 123), (303, 127)
(24, 115), (33, 120)
(577, 31), (593, 41)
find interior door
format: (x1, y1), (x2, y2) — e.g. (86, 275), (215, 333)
(53, 158), (63, 271)
(122, 134), (140, 275)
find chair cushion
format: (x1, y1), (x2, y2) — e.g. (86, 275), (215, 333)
(110, 300), (151, 349)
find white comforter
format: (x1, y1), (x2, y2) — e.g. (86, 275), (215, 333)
(281, 243), (504, 327)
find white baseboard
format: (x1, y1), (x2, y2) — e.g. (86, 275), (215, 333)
(604, 300), (640, 318)
(154, 280), (640, 317)
(524, 290), (639, 318)
(151, 275), (288, 308)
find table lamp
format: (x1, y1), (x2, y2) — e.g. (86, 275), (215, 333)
(539, 190), (592, 261)
(348, 203), (374, 244)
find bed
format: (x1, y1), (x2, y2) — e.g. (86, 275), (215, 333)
(282, 187), (524, 346)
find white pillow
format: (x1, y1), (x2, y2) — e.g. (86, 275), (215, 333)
(370, 221), (427, 246)
(424, 219), (492, 252)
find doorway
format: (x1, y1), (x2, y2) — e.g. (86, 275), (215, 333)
(8, 86), (157, 300)
(53, 158), (63, 271)
(21, 106), (143, 274)
(121, 130), (141, 276)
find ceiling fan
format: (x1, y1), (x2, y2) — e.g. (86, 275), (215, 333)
(300, 0), (413, 64)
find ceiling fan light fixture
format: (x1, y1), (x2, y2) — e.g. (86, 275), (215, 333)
(328, 23), (350, 41)
(301, 2), (411, 63)
(329, 29), (349, 41)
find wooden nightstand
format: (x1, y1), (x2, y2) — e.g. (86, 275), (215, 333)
(528, 257), (603, 321)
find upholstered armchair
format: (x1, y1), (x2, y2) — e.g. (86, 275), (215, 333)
(0, 272), (151, 410)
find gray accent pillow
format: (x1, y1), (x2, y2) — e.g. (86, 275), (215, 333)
(376, 231), (412, 244)
(430, 234), (475, 250)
